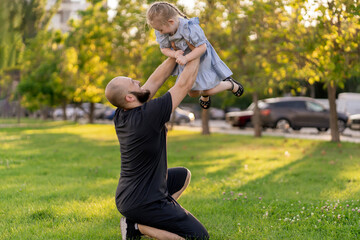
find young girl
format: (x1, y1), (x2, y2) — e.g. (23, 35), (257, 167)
(146, 1), (244, 109)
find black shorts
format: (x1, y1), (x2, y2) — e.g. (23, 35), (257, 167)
(121, 167), (209, 239)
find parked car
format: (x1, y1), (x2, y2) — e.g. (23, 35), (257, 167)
(348, 114), (360, 131)
(225, 102), (268, 128)
(260, 97), (348, 132)
(337, 92), (360, 115)
(209, 108), (225, 120)
(170, 107), (195, 125)
(53, 105), (85, 119)
(226, 97), (348, 132)
(225, 109), (253, 128)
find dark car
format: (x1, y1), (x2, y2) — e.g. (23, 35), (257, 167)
(226, 97), (348, 132)
(260, 97), (348, 132)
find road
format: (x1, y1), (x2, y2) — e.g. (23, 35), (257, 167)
(173, 120), (360, 143)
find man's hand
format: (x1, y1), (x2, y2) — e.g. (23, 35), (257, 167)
(174, 50), (184, 59)
(176, 55), (188, 65)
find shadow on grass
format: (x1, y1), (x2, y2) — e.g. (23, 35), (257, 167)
(168, 133), (359, 202)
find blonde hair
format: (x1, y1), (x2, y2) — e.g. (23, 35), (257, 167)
(146, 2), (188, 26)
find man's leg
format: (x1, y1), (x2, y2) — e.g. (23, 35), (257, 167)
(122, 167), (208, 240)
(167, 167), (191, 200)
(138, 225), (184, 240)
(121, 217), (184, 240)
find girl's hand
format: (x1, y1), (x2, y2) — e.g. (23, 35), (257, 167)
(176, 55), (188, 65)
(174, 50), (184, 58)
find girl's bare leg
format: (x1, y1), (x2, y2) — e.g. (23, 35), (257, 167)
(189, 80), (239, 101)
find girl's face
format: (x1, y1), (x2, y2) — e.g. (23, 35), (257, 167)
(152, 19), (178, 35)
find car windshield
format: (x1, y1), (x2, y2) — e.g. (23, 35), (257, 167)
(247, 102), (268, 110)
(306, 101), (325, 112)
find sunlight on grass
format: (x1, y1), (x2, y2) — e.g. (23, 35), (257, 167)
(2, 123), (360, 239)
(23, 124), (118, 143)
(56, 196), (116, 219)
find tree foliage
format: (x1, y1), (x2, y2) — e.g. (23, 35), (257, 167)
(3, 0), (360, 141)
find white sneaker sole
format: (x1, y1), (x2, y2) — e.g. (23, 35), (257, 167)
(120, 217), (127, 240)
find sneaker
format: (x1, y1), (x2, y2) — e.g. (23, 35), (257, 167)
(120, 217), (142, 240)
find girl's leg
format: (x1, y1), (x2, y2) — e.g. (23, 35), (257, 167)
(189, 80), (240, 97)
(189, 79), (243, 109)
(201, 80), (233, 96)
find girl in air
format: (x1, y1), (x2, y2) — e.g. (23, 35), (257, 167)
(146, 1), (244, 109)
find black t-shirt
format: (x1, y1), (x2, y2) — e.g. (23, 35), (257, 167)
(114, 92), (173, 212)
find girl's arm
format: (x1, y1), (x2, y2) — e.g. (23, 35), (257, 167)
(176, 43), (206, 65)
(161, 48), (184, 59)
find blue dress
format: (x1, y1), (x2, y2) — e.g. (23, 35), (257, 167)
(155, 17), (233, 91)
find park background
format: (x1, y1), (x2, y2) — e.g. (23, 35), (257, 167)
(1, 0), (360, 239)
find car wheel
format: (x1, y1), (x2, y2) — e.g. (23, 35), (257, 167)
(337, 119), (346, 133)
(292, 127), (301, 131)
(276, 119), (291, 132)
(317, 127), (328, 132)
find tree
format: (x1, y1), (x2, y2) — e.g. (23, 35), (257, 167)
(288, 0), (360, 142)
(225, 0), (292, 137)
(66, 1), (112, 123)
(18, 30), (65, 118)
(0, 0), (61, 119)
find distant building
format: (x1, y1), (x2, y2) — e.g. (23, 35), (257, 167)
(47, 0), (89, 32)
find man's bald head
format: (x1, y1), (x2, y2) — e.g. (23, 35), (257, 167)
(105, 76), (128, 108)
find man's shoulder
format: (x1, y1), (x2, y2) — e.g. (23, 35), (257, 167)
(144, 92), (173, 116)
(147, 92), (172, 106)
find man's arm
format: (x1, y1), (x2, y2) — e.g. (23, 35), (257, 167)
(142, 58), (177, 100)
(169, 58), (200, 112)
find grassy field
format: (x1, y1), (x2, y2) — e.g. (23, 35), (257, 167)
(1, 119), (360, 239)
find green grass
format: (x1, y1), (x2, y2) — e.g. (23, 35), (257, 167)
(1, 119), (360, 239)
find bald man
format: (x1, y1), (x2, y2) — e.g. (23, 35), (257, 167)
(105, 57), (209, 240)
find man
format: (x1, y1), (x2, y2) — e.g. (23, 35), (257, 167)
(105, 57), (209, 240)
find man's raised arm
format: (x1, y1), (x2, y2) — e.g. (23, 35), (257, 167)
(169, 58), (200, 112)
(142, 58), (177, 99)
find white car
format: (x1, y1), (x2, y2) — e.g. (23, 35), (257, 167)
(348, 114), (360, 131)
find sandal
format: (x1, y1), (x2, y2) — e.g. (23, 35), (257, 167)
(199, 96), (211, 109)
(224, 77), (244, 97)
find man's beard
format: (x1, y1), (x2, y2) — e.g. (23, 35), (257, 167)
(130, 89), (151, 103)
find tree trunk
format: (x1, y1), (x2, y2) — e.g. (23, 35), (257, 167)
(252, 92), (262, 137)
(41, 106), (49, 120)
(309, 83), (315, 98)
(327, 81), (340, 142)
(201, 109), (210, 135)
(89, 102), (95, 124)
(16, 98), (21, 124)
(62, 102), (67, 120)
(7, 69), (21, 120)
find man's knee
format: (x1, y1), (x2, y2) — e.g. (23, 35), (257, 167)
(189, 227), (209, 240)
(185, 168), (191, 182)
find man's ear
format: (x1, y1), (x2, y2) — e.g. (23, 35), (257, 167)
(125, 94), (135, 102)
(168, 18), (175, 25)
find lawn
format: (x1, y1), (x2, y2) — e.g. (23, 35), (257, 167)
(1, 119), (360, 239)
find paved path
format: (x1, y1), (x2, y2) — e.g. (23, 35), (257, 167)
(173, 120), (360, 143)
